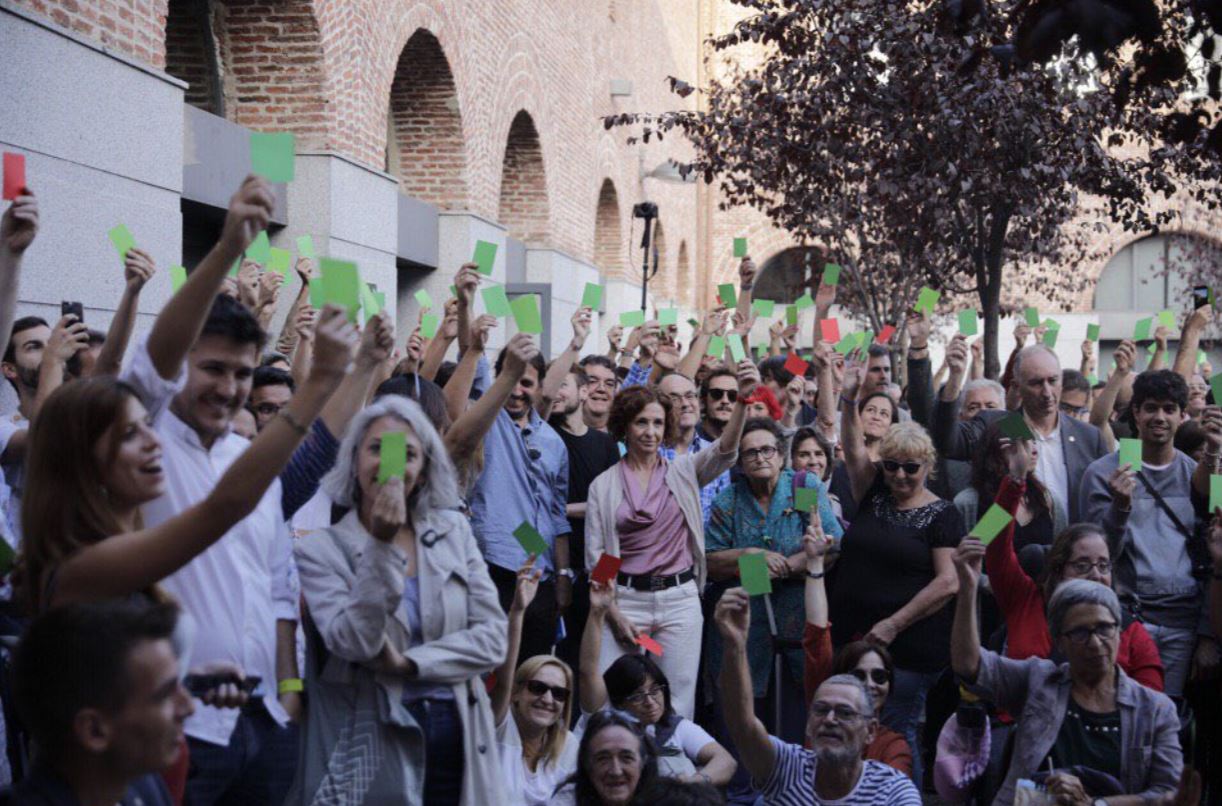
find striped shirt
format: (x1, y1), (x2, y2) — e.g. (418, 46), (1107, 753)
(758, 737), (921, 805)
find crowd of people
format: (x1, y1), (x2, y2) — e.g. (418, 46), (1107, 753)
(0, 175), (1216, 805)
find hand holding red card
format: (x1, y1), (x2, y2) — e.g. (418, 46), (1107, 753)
(636, 634), (663, 656)
(591, 553), (623, 585)
(783, 353), (809, 377)
(3, 153), (26, 201)
(876, 324), (897, 344)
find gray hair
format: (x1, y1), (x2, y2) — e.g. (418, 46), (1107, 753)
(815, 673), (875, 717)
(961, 378), (1005, 403)
(1012, 345), (1060, 380)
(321, 396), (460, 513)
(1047, 579), (1121, 640)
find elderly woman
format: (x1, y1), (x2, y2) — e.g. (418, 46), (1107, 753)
(551, 710), (659, 806)
(828, 365), (963, 786)
(952, 541), (1183, 806)
(586, 360), (758, 719)
(705, 417), (843, 742)
(292, 397), (507, 806)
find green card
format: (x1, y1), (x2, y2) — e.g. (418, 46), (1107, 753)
(1086, 323), (1100, 342)
(108, 224), (136, 259)
(246, 231), (271, 265)
(786, 306), (799, 326)
(794, 292), (815, 311)
(250, 131), (295, 183)
(1087, 374), (1099, 386)
(510, 294), (543, 334)
(706, 335), (725, 357)
(377, 431), (406, 483)
(513, 522), (549, 556)
(1199, 350), (1208, 366)
(1211, 475), (1222, 515)
(822, 263), (842, 286)
(915, 286), (940, 313)
(738, 553), (772, 595)
(1146, 341), (1159, 355)
(420, 313), (440, 339)
(228, 258), (240, 278)
(473, 240), (498, 276)
(414, 288), (434, 309)
(1119, 438), (1142, 471)
(1134, 317), (1153, 341)
(308, 277), (324, 308)
(620, 310), (646, 328)
(969, 504), (1014, 546)
(320, 258), (361, 321)
(958, 309), (978, 336)
(1043, 323), (1060, 348)
(733, 237), (748, 258)
(361, 282), (382, 317)
(373, 290), (386, 311)
(581, 283), (603, 309)
(658, 308), (678, 326)
(296, 235), (315, 259)
(756, 344), (768, 360)
(1158, 309), (1177, 330)
(999, 413), (1034, 440)
(794, 487), (820, 512)
(482, 285), (512, 317)
(268, 247), (291, 275)
(1024, 307), (1040, 327)
(718, 283), (737, 308)
(834, 334), (858, 355)
(1211, 372), (1222, 405)
(170, 264), (187, 293)
(752, 299), (775, 318)
(728, 333), (746, 362)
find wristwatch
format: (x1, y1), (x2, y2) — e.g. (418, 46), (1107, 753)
(556, 568), (576, 581)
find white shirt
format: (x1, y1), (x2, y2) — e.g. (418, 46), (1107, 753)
(122, 338), (297, 746)
(497, 715), (578, 806)
(1032, 415), (1069, 520)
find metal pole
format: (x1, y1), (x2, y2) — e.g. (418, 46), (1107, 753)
(640, 216), (654, 311)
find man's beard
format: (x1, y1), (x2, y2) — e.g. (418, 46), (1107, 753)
(563, 397), (582, 417)
(814, 744), (860, 768)
(15, 365), (38, 392)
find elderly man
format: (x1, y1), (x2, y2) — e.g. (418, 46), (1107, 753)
(715, 587), (920, 805)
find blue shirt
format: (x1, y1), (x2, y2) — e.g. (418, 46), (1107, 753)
(469, 408), (570, 576)
(279, 418), (339, 521)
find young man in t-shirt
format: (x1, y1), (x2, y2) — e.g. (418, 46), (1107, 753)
(714, 588), (920, 805)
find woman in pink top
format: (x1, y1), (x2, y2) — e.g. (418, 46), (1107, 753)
(584, 360), (758, 718)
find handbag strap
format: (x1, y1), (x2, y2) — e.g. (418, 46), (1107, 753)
(1135, 470), (1194, 541)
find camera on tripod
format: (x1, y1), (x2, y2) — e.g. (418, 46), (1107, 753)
(632, 202), (658, 219)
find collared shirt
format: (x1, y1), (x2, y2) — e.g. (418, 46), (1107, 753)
(469, 408), (570, 576)
(1031, 414), (1069, 521)
(622, 361), (651, 390)
(122, 338), (296, 746)
(0, 411), (28, 552)
(660, 430), (730, 523)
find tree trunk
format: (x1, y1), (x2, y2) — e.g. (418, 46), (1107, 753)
(981, 207), (1011, 380)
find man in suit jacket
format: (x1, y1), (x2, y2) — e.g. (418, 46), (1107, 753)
(932, 335), (1106, 523)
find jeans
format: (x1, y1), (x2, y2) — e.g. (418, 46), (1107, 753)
(406, 698), (464, 806)
(880, 666), (942, 791)
(185, 702), (298, 806)
(1145, 623), (1197, 699)
(490, 563), (558, 662)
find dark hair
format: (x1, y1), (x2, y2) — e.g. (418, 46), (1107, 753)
(1040, 523), (1110, 604)
(1061, 369), (1091, 397)
(1131, 369), (1188, 414)
(560, 710), (658, 804)
(739, 417), (785, 467)
(604, 653), (675, 718)
(831, 640), (895, 680)
(200, 294), (267, 351)
(252, 366), (295, 393)
(758, 355), (794, 386)
(434, 360), (458, 390)
(1175, 418), (1207, 458)
(866, 344), (890, 360)
(790, 426), (835, 481)
(580, 354), (617, 374)
(87, 329), (107, 347)
(13, 600), (179, 759)
(857, 391), (898, 423)
(608, 386), (678, 445)
(495, 346), (546, 378)
(970, 420), (1052, 520)
(374, 374), (451, 433)
(630, 778), (726, 806)
(260, 351), (290, 368)
(700, 368), (737, 400)
(3, 316), (47, 365)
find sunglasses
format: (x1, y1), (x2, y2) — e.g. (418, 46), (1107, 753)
(707, 388), (738, 403)
(881, 459), (923, 475)
(851, 668), (891, 685)
(523, 680), (570, 703)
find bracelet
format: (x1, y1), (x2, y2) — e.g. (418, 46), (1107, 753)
(278, 410), (310, 437)
(277, 678), (304, 695)
(807, 570), (826, 580)
(840, 395), (857, 408)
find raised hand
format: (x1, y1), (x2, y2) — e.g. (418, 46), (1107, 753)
(502, 332), (540, 380)
(906, 311), (931, 348)
(1107, 464), (1137, 512)
(470, 314), (496, 352)
(953, 537), (986, 585)
(945, 334), (970, 379)
(219, 176), (275, 255)
(45, 314), (89, 367)
(369, 476), (406, 542)
(738, 256), (757, 288)
(714, 587), (751, 648)
(358, 311), (395, 367)
(511, 558), (542, 615)
(294, 256), (315, 287)
(293, 307), (316, 342)
(736, 359), (761, 397)
(257, 270), (284, 312)
(701, 308), (727, 337)
(0, 191), (38, 254)
(571, 306), (593, 349)
(589, 579), (615, 614)
(785, 375), (804, 414)
(123, 246), (156, 291)
(441, 298), (460, 340)
(606, 324), (624, 354)
(237, 260), (261, 311)
(1113, 339), (1137, 375)
(1014, 321), (1031, 348)
(1000, 436), (1033, 481)
(1154, 324), (1171, 348)
(638, 321), (661, 358)
(454, 263), (479, 308)
(841, 364), (864, 401)
(803, 519), (834, 569)
(308, 305), (359, 387)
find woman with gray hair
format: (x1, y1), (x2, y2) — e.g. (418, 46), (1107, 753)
(290, 396), (507, 806)
(951, 536), (1183, 806)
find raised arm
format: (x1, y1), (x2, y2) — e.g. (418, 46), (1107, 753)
(492, 559), (541, 724)
(579, 579), (615, 714)
(676, 309), (724, 381)
(443, 314), (494, 424)
(905, 312), (934, 429)
(735, 256), (755, 325)
(92, 247), (155, 377)
(275, 257), (313, 357)
(950, 538), (986, 683)
(443, 332), (536, 460)
(715, 588), (777, 784)
(254, 270), (284, 333)
(933, 335), (980, 462)
(969, 338), (985, 381)
(1149, 326), (1170, 371)
(0, 190), (37, 364)
(1193, 406), (1222, 503)
(288, 306), (315, 391)
(537, 306), (591, 419)
(320, 311), (394, 439)
(1173, 305), (1212, 383)
(802, 523), (835, 707)
(811, 342), (837, 443)
(711, 359), (760, 459)
(31, 315), (89, 419)
(49, 307), (357, 607)
(419, 298), (458, 382)
(839, 364), (876, 503)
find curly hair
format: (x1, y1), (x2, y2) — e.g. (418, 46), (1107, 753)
(608, 386), (678, 446)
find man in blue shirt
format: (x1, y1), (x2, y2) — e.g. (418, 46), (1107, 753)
(469, 343), (573, 661)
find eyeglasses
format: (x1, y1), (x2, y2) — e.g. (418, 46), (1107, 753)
(810, 703), (866, 723)
(669, 392), (699, 403)
(707, 388), (738, 403)
(1061, 622), (1118, 645)
(1060, 403), (1090, 417)
(253, 402), (284, 417)
(623, 684), (667, 705)
(881, 459), (923, 475)
(1066, 559), (1111, 576)
(523, 680), (570, 703)
(851, 668), (891, 686)
(586, 378), (617, 390)
(742, 445), (779, 462)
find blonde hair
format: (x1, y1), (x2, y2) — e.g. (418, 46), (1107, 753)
(878, 421), (937, 468)
(513, 655), (574, 768)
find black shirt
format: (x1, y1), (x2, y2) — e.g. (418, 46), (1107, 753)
(1, 764), (172, 806)
(552, 422), (621, 568)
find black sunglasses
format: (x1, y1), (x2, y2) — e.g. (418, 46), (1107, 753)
(881, 459), (923, 475)
(851, 668), (891, 685)
(523, 680), (570, 703)
(708, 388), (738, 403)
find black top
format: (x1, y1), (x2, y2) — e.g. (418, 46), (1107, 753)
(0, 764), (172, 806)
(1049, 699), (1123, 779)
(552, 422), (621, 566)
(830, 476), (964, 671)
(1013, 506), (1055, 552)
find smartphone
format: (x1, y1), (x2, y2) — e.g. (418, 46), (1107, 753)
(1193, 285), (1215, 310)
(61, 300), (84, 323)
(183, 673), (262, 698)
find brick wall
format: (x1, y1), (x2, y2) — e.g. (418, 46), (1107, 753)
(496, 110), (549, 243)
(594, 178), (624, 277)
(10, 0), (169, 66)
(164, 0), (216, 111)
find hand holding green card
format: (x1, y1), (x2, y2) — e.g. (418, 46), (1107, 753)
(513, 522), (549, 556)
(581, 283), (603, 310)
(969, 504), (1013, 546)
(170, 265), (187, 293)
(822, 263), (842, 286)
(414, 288), (434, 309)
(706, 335), (725, 358)
(752, 299), (775, 318)
(421, 313), (440, 339)
(1134, 317), (1153, 341)
(718, 283), (737, 308)
(246, 231), (271, 265)
(296, 235), (315, 259)
(1210, 475), (1222, 516)
(794, 292), (815, 311)
(1118, 438), (1142, 471)
(620, 310), (646, 328)
(658, 308), (679, 326)
(915, 286), (940, 314)
(958, 309), (978, 336)
(473, 240), (498, 276)
(378, 431), (406, 483)
(108, 224), (136, 259)
(738, 553), (772, 595)
(1024, 307), (1040, 328)
(999, 413), (1034, 441)
(250, 131), (295, 183)
(319, 258), (362, 321)
(733, 237), (748, 258)
(794, 487), (819, 512)
(482, 285), (513, 317)
(510, 294), (543, 334)
(728, 333), (746, 362)
(1086, 323), (1100, 342)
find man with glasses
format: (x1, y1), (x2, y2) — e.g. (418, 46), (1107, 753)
(699, 369), (740, 442)
(247, 366), (294, 432)
(579, 354), (618, 433)
(1060, 369), (1093, 423)
(660, 372), (732, 522)
(1081, 368), (1220, 698)
(714, 587), (920, 804)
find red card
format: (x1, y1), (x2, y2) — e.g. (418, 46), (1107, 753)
(591, 553), (623, 585)
(819, 319), (840, 343)
(636, 634), (664, 656)
(783, 353), (809, 377)
(2, 153), (25, 201)
(876, 324), (897, 344)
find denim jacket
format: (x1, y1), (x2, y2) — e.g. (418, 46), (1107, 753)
(970, 648), (1181, 805)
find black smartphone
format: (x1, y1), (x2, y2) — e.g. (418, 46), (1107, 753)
(183, 673), (262, 698)
(61, 300), (83, 323)
(1193, 285), (1214, 310)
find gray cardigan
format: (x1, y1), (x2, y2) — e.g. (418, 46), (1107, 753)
(289, 508), (507, 806)
(970, 648), (1182, 805)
